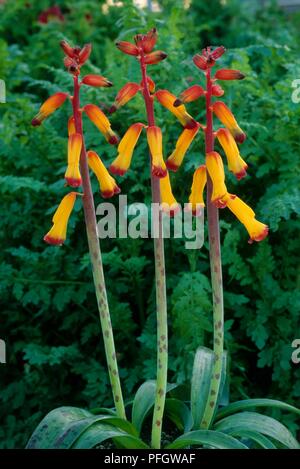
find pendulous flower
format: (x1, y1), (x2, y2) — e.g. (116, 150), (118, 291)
(155, 90), (198, 129)
(160, 172), (180, 216)
(83, 104), (119, 145)
(110, 123), (145, 175)
(166, 124), (200, 172)
(87, 150), (120, 198)
(109, 82), (141, 114)
(205, 151), (230, 208)
(146, 126), (167, 178)
(31, 92), (68, 126)
(65, 133), (82, 187)
(44, 192), (79, 245)
(213, 101), (246, 144)
(216, 128), (248, 180)
(186, 165), (207, 216)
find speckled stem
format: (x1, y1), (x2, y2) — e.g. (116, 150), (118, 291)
(72, 76), (126, 419)
(139, 54), (168, 449)
(200, 68), (224, 429)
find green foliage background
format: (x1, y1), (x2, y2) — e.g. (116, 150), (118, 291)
(0, 0), (299, 448)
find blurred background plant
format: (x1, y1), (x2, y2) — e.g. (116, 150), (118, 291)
(0, 0), (299, 448)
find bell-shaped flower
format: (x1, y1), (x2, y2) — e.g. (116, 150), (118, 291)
(216, 128), (248, 180)
(109, 83), (141, 114)
(213, 101), (246, 143)
(83, 104), (119, 145)
(222, 193), (269, 243)
(186, 165), (207, 216)
(155, 90), (197, 129)
(65, 133), (82, 187)
(31, 92), (68, 126)
(44, 192), (79, 245)
(205, 151), (229, 208)
(87, 150), (120, 198)
(160, 172), (180, 216)
(174, 85), (205, 106)
(110, 123), (145, 175)
(166, 124), (200, 172)
(146, 126), (167, 178)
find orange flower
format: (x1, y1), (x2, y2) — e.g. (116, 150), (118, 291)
(65, 133), (82, 187)
(213, 101), (246, 144)
(68, 116), (76, 136)
(78, 43), (92, 65)
(155, 90), (197, 129)
(214, 69), (245, 80)
(109, 82), (141, 114)
(186, 165), (207, 216)
(193, 54), (210, 70)
(31, 92), (68, 126)
(160, 172), (180, 216)
(44, 192), (79, 245)
(144, 51), (167, 65)
(110, 123), (145, 175)
(166, 124), (200, 172)
(222, 193), (269, 243)
(81, 74), (113, 87)
(83, 104), (119, 145)
(116, 41), (139, 56)
(142, 28), (157, 53)
(87, 150), (120, 198)
(174, 85), (205, 106)
(216, 128), (248, 180)
(146, 126), (167, 178)
(205, 151), (229, 208)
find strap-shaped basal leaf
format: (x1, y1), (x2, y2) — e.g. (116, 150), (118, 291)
(231, 430), (276, 449)
(165, 430), (248, 449)
(131, 380), (177, 435)
(164, 398), (193, 433)
(190, 347), (214, 428)
(215, 398), (300, 421)
(71, 422), (149, 449)
(214, 412), (300, 449)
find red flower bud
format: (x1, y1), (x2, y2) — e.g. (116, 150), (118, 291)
(144, 51), (167, 65)
(210, 46), (226, 60)
(142, 28), (157, 53)
(116, 41), (139, 56)
(78, 44), (92, 65)
(81, 74), (113, 87)
(212, 84), (224, 97)
(193, 54), (210, 70)
(60, 40), (76, 58)
(214, 69), (245, 81)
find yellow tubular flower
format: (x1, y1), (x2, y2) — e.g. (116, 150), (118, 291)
(83, 104), (119, 145)
(213, 101), (246, 143)
(32, 92), (68, 126)
(65, 133), (82, 187)
(110, 123), (145, 175)
(186, 165), (207, 216)
(205, 151), (229, 208)
(44, 192), (79, 245)
(166, 124), (200, 172)
(160, 172), (180, 217)
(216, 128), (248, 180)
(109, 83), (141, 113)
(222, 193), (269, 243)
(155, 90), (198, 129)
(146, 126), (167, 178)
(87, 150), (120, 198)
(68, 116), (76, 136)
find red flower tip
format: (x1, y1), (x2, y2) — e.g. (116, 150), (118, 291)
(248, 225), (269, 244)
(166, 159), (179, 172)
(173, 99), (182, 107)
(152, 166), (168, 178)
(109, 105), (117, 114)
(43, 235), (64, 246)
(235, 131), (247, 144)
(31, 118), (41, 126)
(108, 134), (119, 145)
(184, 118), (199, 130)
(65, 177), (82, 188)
(109, 165), (126, 176)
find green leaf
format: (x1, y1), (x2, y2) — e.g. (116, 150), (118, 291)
(165, 399), (193, 432)
(214, 412), (300, 449)
(232, 430), (276, 449)
(165, 430), (249, 449)
(131, 380), (177, 435)
(215, 399), (300, 421)
(190, 347), (214, 429)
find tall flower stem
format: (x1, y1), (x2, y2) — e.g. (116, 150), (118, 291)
(139, 56), (168, 449)
(72, 76), (126, 420)
(200, 68), (224, 429)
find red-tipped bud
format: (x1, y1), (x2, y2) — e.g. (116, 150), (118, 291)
(60, 40), (76, 58)
(44, 192), (79, 246)
(109, 82), (141, 114)
(87, 151), (120, 198)
(147, 126), (167, 178)
(174, 85), (205, 106)
(134, 34), (144, 47)
(210, 46), (226, 60)
(65, 133), (82, 187)
(84, 104), (119, 145)
(144, 51), (167, 65)
(193, 54), (210, 70)
(155, 90), (198, 129)
(142, 28), (157, 53)
(110, 123), (145, 176)
(78, 43), (92, 65)
(31, 92), (68, 126)
(211, 84), (224, 97)
(64, 56), (74, 68)
(145, 76), (156, 94)
(116, 41), (139, 56)
(213, 101), (246, 144)
(81, 74), (113, 87)
(215, 69), (245, 81)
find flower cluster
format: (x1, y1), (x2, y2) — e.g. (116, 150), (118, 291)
(31, 40), (120, 245)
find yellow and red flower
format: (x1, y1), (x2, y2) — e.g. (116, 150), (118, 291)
(213, 101), (246, 144)
(155, 90), (198, 129)
(216, 128), (248, 180)
(65, 133), (82, 187)
(205, 151), (229, 208)
(109, 82), (141, 114)
(166, 124), (200, 172)
(160, 172), (180, 216)
(110, 123), (145, 175)
(87, 150), (120, 198)
(83, 104), (119, 145)
(44, 192), (79, 245)
(146, 126), (167, 178)
(31, 92), (68, 126)
(186, 165), (207, 216)
(174, 85), (205, 106)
